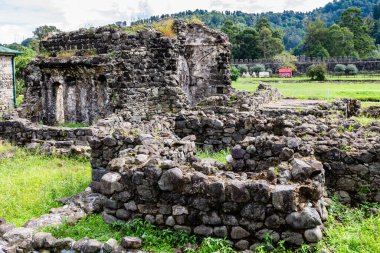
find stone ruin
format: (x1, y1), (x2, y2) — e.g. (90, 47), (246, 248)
(21, 20), (231, 125)
(0, 20), (379, 253)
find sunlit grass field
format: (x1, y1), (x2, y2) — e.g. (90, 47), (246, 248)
(245, 75), (380, 82)
(233, 79), (380, 102)
(0, 144), (91, 226)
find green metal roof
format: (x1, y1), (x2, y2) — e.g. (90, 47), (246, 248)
(0, 45), (22, 55)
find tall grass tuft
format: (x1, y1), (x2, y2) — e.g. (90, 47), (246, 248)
(153, 19), (176, 38)
(196, 148), (230, 164)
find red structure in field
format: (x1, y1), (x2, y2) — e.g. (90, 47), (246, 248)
(279, 68), (293, 78)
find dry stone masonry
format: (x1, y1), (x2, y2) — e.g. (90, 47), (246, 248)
(0, 20), (379, 252)
(21, 20), (231, 125)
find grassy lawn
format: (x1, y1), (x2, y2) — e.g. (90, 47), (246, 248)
(233, 79), (380, 101)
(0, 143), (91, 226)
(362, 102), (380, 108)
(249, 75), (380, 82)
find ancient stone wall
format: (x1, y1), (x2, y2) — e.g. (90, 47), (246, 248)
(0, 118), (92, 155)
(0, 55), (14, 110)
(89, 124), (326, 249)
(174, 107), (380, 204)
(22, 21), (231, 126)
(174, 22), (231, 104)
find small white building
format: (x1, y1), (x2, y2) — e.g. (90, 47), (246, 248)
(242, 72), (252, 78)
(0, 46), (21, 110)
(259, 71), (270, 78)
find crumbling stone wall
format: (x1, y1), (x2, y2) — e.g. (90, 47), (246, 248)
(0, 118), (92, 155)
(89, 123), (326, 249)
(22, 21), (231, 126)
(174, 22), (231, 104)
(0, 55), (14, 110)
(174, 106), (380, 204)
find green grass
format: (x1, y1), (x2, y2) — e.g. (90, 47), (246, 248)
(317, 200), (380, 253)
(249, 75), (380, 82)
(45, 215), (237, 253)
(196, 149), (230, 164)
(0, 144), (91, 226)
(352, 116), (379, 126)
(233, 79), (380, 101)
(362, 102), (380, 108)
(16, 95), (24, 107)
(45, 216), (199, 253)
(58, 122), (90, 128)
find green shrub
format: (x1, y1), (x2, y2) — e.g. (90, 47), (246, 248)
(334, 64), (346, 75)
(345, 64), (358, 75)
(237, 64), (248, 74)
(251, 64), (266, 74)
(306, 64), (327, 81)
(230, 65), (240, 81)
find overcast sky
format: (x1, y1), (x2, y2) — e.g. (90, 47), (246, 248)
(0, 0), (331, 44)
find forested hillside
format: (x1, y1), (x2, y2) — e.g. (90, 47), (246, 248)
(132, 0), (378, 49)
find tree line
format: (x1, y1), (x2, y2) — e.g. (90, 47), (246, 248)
(221, 6), (378, 60)
(132, 0), (378, 50)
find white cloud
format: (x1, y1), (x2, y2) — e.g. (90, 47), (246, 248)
(0, 0), (331, 44)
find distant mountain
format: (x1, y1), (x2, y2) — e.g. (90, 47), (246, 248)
(131, 0), (379, 50)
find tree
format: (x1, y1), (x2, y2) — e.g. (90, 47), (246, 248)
(33, 25), (61, 40)
(325, 24), (355, 57)
(306, 64), (327, 81)
(233, 28), (260, 59)
(257, 27), (284, 58)
(273, 52), (297, 70)
(372, 2), (380, 44)
(221, 20), (239, 44)
(340, 7), (376, 58)
(255, 17), (271, 30)
(303, 19), (329, 57)
(309, 43), (330, 58)
(4, 43), (37, 95)
(374, 2), (380, 20)
(251, 64), (266, 74)
(230, 65), (240, 81)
